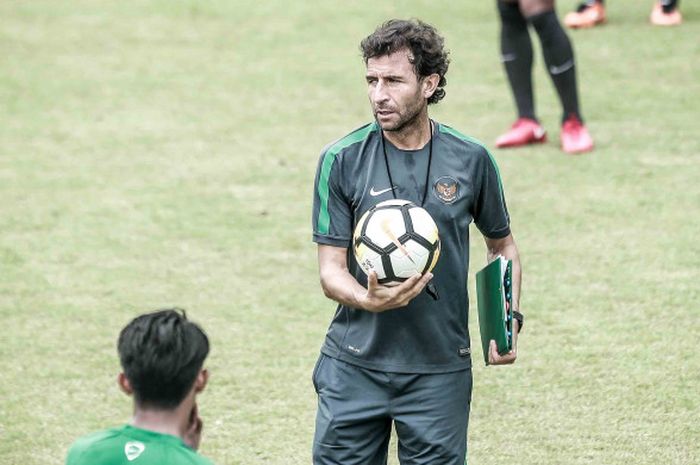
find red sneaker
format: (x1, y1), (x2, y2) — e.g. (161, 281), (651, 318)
(564, 1), (606, 29)
(650, 2), (682, 26)
(561, 115), (594, 154)
(495, 118), (547, 148)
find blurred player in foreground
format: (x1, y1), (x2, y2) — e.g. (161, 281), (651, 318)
(66, 309), (214, 465)
(495, 0), (594, 154)
(564, 1), (683, 28)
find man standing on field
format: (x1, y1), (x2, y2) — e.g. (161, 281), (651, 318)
(311, 19), (524, 464)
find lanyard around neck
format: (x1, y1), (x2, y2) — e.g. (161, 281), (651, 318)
(378, 120), (439, 300)
(380, 120), (434, 207)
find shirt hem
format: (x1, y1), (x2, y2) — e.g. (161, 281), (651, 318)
(320, 346), (472, 374)
(313, 234), (351, 248)
(481, 226), (511, 239)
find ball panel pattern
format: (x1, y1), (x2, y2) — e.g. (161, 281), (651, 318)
(353, 199), (440, 285)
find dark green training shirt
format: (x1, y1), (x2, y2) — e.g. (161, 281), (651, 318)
(312, 121), (510, 373)
(66, 425), (214, 465)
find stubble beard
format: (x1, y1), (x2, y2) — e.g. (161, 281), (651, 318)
(375, 92), (428, 134)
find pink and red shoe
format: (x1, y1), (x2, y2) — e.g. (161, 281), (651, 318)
(561, 115), (594, 154)
(564, 1), (606, 29)
(650, 2), (682, 26)
(495, 118), (547, 148)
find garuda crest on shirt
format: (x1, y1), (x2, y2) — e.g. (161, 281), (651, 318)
(433, 176), (460, 204)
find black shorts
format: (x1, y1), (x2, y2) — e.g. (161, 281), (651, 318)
(312, 354), (473, 465)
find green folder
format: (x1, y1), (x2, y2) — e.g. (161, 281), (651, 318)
(475, 255), (513, 365)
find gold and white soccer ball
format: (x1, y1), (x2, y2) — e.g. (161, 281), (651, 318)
(353, 199), (440, 285)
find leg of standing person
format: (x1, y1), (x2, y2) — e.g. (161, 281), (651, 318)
(522, 0), (594, 153)
(651, 0), (682, 26)
(392, 370), (472, 465)
(564, 0), (606, 29)
(312, 355), (393, 465)
(495, 0), (547, 149)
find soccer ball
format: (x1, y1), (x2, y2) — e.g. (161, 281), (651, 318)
(353, 199), (440, 285)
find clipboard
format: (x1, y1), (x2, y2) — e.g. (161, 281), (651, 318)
(475, 255), (513, 365)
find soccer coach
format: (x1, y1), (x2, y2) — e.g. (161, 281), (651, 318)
(310, 18), (523, 465)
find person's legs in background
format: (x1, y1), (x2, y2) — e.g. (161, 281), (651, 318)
(523, 0), (593, 153)
(495, 0), (547, 149)
(496, 0), (593, 153)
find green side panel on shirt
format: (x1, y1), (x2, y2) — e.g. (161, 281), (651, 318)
(438, 124), (505, 194)
(316, 123), (377, 234)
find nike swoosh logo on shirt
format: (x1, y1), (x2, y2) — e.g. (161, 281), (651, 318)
(549, 59), (574, 75)
(369, 186), (397, 196)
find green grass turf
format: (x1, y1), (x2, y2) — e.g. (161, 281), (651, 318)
(0, 1), (698, 464)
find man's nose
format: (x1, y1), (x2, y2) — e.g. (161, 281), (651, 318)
(371, 81), (389, 103)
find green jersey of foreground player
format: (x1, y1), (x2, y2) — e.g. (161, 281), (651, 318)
(311, 19), (523, 465)
(66, 309), (214, 465)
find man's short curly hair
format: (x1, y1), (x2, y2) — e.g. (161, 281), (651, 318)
(360, 19), (450, 105)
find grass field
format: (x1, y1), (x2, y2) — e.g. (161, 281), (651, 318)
(1, 1), (698, 464)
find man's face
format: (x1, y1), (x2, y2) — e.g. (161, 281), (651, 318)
(366, 49), (427, 132)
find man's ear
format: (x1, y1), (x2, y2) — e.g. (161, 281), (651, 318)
(118, 372), (133, 396)
(422, 73), (440, 99)
(194, 369), (209, 394)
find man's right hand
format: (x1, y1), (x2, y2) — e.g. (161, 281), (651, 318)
(183, 403), (203, 451)
(359, 271), (433, 312)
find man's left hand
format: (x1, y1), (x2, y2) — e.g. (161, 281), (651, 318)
(487, 320), (519, 365)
